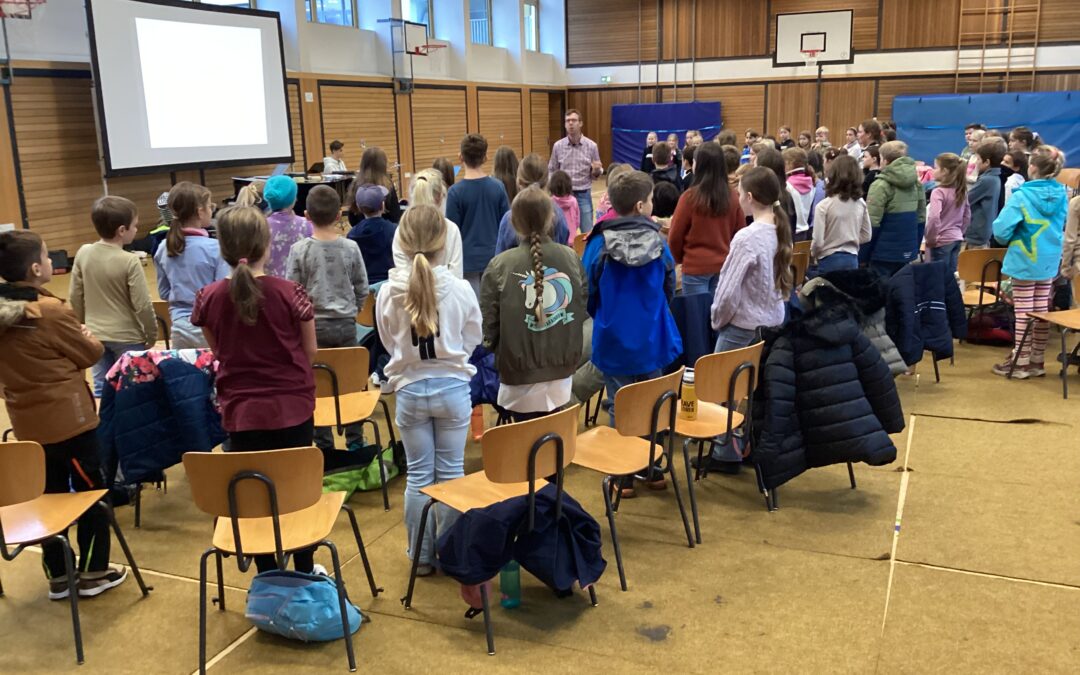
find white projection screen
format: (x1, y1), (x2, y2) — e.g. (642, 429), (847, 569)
(86, 0), (292, 176)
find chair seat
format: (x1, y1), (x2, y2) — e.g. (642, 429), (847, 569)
(573, 426), (657, 476)
(211, 491), (346, 555)
(962, 288), (1001, 306)
(0, 491), (107, 546)
(420, 471), (535, 514)
(674, 402), (744, 439)
(314, 391), (381, 427)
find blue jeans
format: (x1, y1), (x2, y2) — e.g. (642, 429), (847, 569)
(681, 273), (718, 296)
(602, 370), (662, 428)
(817, 251), (859, 274)
(92, 341), (146, 397)
(395, 377), (471, 565)
(929, 241), (962, 278)
(574, 189), (594, 235)
(710, 325), (757, 461)
(464, 271), (482, 300)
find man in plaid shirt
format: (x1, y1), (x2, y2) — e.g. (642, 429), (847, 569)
(548, 109), (603, 234)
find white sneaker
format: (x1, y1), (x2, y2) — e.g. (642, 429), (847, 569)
(311, 563), (329, 576)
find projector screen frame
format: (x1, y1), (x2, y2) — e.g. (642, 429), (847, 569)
(85, 0), (295, 177)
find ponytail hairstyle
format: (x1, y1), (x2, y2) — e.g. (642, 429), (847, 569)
(1028, 144), (1065, 179)
(409, 168), (447, 209)
(397, 204), (447, 338)
(166, 182), (212, 257)
(934, 153), (968, 207)
(216, 206), (270, 326)
(781, 147), (809, 176)
(754, 146), (797, 225)
(516, 153), (548, 191)
(234, 180), (264, 208)
(510, 185), (555, 326)
(1009, 126), (1041, 152)
(739, 166), (793, 300)
(493, 145), (520, 201)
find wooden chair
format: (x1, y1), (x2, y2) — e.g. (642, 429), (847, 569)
(355, 293), (375, 327)
(572, 370), (694, 591)
(573, 232), (588, 257)
(313, 346), (397, 510)
(793, 240), (812, 256)
(957, 248), (1006, 331)
(400, 406), (591, 655)
(1057, 167), (1080, 195)
(791, 251), (810, 287)
(183, 447), (380, 675)
(1009, 309), (1080, 398)
(152, 300), (172, 350)
(0, 441), (152, 665)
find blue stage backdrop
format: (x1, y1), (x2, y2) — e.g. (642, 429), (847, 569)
(894, 91), (1080, 167)
(611, 102), (722, 167)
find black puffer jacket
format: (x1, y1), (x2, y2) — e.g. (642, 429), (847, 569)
(751, 285), (905, 490)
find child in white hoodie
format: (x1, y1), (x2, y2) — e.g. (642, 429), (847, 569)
(375, 204), (482, 576)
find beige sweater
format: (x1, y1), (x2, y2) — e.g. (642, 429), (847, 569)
(811, 196), (872, 262)
(69, 241), (156, 345)
(1060, 195), (1080, 278)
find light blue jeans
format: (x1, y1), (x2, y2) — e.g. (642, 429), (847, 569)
(681, 273), (718, 296)
(710, 324), (758, 461)
(395, 377), (471, 565)
(92, 341), (147, 397)
(574, 189), (594, 235)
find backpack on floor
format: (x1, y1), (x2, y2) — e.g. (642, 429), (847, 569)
(245, 570), (362, 642)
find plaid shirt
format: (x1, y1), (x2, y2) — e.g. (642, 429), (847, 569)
(548, 135), (600, 191)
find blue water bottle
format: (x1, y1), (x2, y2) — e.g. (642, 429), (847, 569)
(499, 560), (521, 608)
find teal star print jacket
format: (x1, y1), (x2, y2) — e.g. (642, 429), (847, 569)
(992, 178), (1069, 281)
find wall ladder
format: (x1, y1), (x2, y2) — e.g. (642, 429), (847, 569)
(954, 0), (1043, 93)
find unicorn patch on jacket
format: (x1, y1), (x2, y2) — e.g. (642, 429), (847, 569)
(517, 266), (575, 332)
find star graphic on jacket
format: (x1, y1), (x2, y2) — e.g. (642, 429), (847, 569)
(1010, 206), (1050, 262)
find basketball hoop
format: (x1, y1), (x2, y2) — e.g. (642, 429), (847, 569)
(801, 49), (820, 68)
(0, 0), (46, 19)
(411, 43), (446, 57)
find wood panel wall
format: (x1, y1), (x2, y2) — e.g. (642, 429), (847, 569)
(319, 83), (399, 189)
(477, 89), (524, 161)
(411, 86), (468, 173)
(567, 0), (657, 65)
(288, 82), (305, 171)
(660, 84), (766, 139)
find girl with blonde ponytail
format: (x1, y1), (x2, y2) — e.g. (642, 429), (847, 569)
(375, 204), (481, 575)
(479, 185), (586, 422)
(392, 168), (464, 277)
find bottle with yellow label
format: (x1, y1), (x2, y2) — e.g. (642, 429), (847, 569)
(679, 368), (697, 420)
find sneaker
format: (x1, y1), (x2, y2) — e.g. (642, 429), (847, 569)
(77, 566), (127, 597)
(48, 577), (77, 601)
(991, 360), (1030, 379)
(414, 563), (435, 577)
(644, 477), (667, 491)
(311, 564), (329, 576)
(1028, 362), (1046, 377)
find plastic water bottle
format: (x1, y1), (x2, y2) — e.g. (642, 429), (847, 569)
(499, 560), (521, 608)
(679, 368), (698, 420)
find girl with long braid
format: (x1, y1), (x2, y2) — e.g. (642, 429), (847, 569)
(480, 185), (587, 422)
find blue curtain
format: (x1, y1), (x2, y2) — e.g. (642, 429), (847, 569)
(894, 91), (1080, 167)
(610, 102), (722, 167)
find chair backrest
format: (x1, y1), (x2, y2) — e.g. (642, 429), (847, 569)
(182, 447), (324, 519)
(481, 405), (579, 484)
(355, 294), (376, 327)
(793, 240), (812, 255)
(694, 341), (765, 405)
(791, 251), (810, 287)
(573, 232), (587, 257)
(612, 369), (684, 438)
(0, 441), (45, 507)
(313, 346), (370, 398)
(152, 300), (172, 333)
(957, 248), (1005, 284)
(1057, 168), (1080, 194)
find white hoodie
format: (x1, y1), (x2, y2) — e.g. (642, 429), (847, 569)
(375, 264), (482, 393)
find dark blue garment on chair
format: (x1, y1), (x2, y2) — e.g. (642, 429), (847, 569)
(669, 292), (717, 369)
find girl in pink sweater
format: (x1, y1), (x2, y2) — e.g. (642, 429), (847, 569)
(548, 170), (581, 239)
(925, 153), (971, 277)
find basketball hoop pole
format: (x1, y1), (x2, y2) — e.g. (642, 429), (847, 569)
(804, 51), (824, 130)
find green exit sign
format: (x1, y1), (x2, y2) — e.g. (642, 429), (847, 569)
(600, 75), (612, 84)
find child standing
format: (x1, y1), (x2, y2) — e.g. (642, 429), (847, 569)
(669, 142), (746, 296)
(1002, 150), (1028, 201)
(583, 170), (682, 497)
(680, 145), (696, 191)
(287, 185), (369, 453)
(70, 196), (156, 396)
(376, 205), (481, 575)
(923, 153), (971, 277)
(865, 141), (927, 279)
(991, 146), (1069, 379)
(812, 155), (872, 273)
(549, 170), (581, 239)
(649, 142), (680, 190)
(480, 186), (586, 422)
(191, 206), (318, 573)
(155, 182), (230, 349)
(1060, 193), (1080, 282)
(595, 163), (633, 223)
(966, 137), (1006, 248)
(493, 145), (520, 203)
(0, 230), (128, 599)
(393, 168), (464, 277)
(494, 154), (571, 254)
(700, 166), (793, 474)
(862, 145), (882, 196)
(347, 183), (397, 285)
(446, 133), (511, 297)
(640, 132), (658, 173)
(352, 147), (402, 224)
(263, 175), (312, 278)
(783, 147), (814, 241)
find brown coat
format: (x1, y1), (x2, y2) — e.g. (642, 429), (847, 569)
(0, 284), (103, 445)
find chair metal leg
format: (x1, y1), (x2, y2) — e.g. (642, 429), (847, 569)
(694, 439), (707, 481)
(100, 501), (152, 596)
(321, 541), (357, 672)
(400, 499), (435, 609)
(847, 462), (857, 489)
(753, 463), (772, 511)
(681, 438), (702, 545)
(770, 489), (779, 511)
(342, 504), (382, 597)
(932, 355), (941, 383)
(600, 476), (627, 591)
(479, 579), (496, 655)
(587, 584), (598, 606)
(371, 421), (389, 511)
(377, 397), (398, 447)
(198, 548), (214, 675)
(213, 550), (226, 611)
(1062, 329), (1072, 400)
(134, 482), (142, 529)
(664, 448), (695, 549)
(57, 536), (84, 664)
(1009, 318), (1036, 379)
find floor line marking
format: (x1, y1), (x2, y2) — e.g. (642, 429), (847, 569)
(881, 413), (916, 634)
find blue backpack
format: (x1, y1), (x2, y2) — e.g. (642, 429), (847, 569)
(246, 570), (363, 642)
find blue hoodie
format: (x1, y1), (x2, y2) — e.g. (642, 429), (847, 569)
(992, 178), (1068, 281)
(583, 215), (682, 376)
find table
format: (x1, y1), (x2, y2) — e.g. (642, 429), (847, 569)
(1011, 309), (1080, 398)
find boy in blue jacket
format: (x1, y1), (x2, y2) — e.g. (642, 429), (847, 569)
(965, 137), (1006, 248)
(583, 170), (682, 497)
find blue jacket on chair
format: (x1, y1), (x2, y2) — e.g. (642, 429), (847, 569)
(884, 261), (967, 367)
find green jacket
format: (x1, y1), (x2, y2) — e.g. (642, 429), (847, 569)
(480, 238), (587, 386)
(865, 156), (927, 263)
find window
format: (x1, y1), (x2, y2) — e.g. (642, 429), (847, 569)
(469, 0), (492, 46)
(305, 0), (355, 27)
(523, 1), (539, 52)
(404, 0), (435, 38)
(187, 0), (252, 7)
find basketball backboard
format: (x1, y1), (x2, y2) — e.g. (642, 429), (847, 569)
(774, 10), (853, 67)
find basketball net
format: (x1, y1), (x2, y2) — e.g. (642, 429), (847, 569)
(802, 50), (820, 69)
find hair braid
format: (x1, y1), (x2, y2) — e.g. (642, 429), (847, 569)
(530, 231), (545, 326)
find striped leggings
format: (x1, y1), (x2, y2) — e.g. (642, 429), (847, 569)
(1012, 279), (1054, 366)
